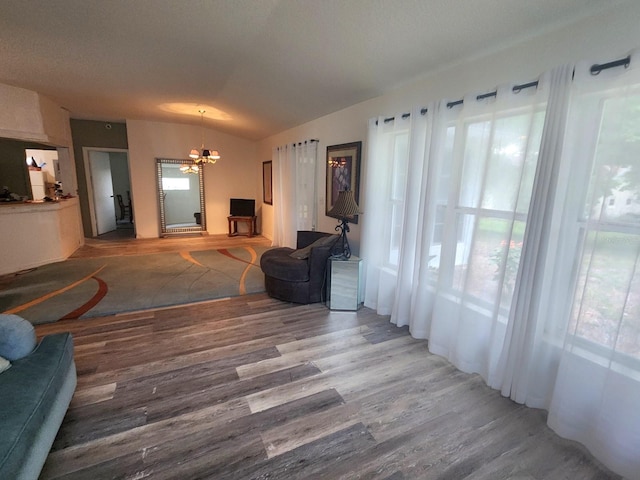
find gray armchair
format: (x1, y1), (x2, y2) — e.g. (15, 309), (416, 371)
(260, 231), (337, 304)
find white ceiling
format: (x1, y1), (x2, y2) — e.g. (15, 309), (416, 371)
(0, 0), (625, 140)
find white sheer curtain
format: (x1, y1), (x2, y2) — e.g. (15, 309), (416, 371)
(489, 65), (574, 406)
(295, 140), (318, 232)
(272, 144), (296, 247)
(362, 55), (640, 478)
(545, 54), (640, 479)
(272, 141), (318, 248)
(418, 82), (549, 380)
(360, 112), (411, 315)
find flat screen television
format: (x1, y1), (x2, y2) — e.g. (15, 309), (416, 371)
(230, 198), (255, 217)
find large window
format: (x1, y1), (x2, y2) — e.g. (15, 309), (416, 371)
(363, 62), (640, 479)
(569, 91), (640, 361)
(438, 108), (545, 317)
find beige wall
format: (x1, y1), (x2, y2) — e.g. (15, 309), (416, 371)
(258, 1), (640, 256)
(126, 119), (259, 238)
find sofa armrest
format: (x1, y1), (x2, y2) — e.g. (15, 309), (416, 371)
(0, 333), (76, 480)
(307, 243), (334, 295)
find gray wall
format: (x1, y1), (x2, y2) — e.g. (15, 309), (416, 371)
(70, 120), (128, 236)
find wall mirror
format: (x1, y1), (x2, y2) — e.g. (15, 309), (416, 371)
(156, 158), (206, 235)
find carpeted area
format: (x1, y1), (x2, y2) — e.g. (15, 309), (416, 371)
(0, 246), (270, 324)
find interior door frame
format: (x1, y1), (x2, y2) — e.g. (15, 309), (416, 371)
(82, 147), (131, 237)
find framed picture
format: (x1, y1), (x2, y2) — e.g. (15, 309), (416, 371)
(262, 160), (273, 205)
(326, 141), (362, 223)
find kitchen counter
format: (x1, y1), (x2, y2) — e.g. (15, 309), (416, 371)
(0, 197), (84, 276)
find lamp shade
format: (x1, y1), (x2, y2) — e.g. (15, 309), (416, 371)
(328, 190), (361, 219)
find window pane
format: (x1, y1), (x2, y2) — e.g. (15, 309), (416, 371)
(571, 91), (640, 359)
(451, 216), (525, 309)
(618, 262), (640, 358)
(390, 133), (409, 200)
(459, 121), (491, 208)
(436, 126), (455, 205)
(386, 131), (410, 268)
(162, 177), (190, 191)
(388, 203), (404, 267)
(481, 111), (545, 212)
(585, 95), (640, 226)
(571, 232), (640, 357)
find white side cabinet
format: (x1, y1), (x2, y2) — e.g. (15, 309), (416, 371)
(328, 256), (362, 311)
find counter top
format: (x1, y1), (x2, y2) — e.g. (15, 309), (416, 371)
(0, 197), (78, 213)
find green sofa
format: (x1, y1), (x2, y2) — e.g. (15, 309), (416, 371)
(0, 315), (76, 480)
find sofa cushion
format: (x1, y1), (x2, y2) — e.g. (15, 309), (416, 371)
(0, 356), (10, 374)
(260, 248), (310, 282)
(0, 314), (36, 361)
(289, 234), (339, 259)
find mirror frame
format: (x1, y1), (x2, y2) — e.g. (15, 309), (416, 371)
(156, 158), (206, 235)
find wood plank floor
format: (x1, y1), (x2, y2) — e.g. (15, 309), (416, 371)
(35, 293), (620, 480)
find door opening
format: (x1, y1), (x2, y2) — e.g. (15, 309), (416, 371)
(83, 148), (134, 239)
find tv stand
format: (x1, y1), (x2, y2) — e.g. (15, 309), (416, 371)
(227, 215), (257, 237)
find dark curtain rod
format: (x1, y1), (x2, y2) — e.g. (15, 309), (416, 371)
(591, 55), (631, 75)
(378, 78), (540, 123)
(380, 110), (426, 125)
(293, 139), (319, 146)
(447, 55), (632, 108)
(447, 79), (539, 108)
(376, 54), (632, 123)
(276, 139), (319, 150)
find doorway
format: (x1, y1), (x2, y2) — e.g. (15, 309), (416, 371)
(83, 147), (134, 238)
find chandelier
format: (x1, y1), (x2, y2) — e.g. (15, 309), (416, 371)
(327, 156), (347, 168)
(189, 109), (221, 165)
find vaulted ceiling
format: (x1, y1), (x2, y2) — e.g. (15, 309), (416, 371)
(0, 0), (625, 140)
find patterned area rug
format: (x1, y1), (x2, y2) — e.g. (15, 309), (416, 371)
(0, 246), (269, 324)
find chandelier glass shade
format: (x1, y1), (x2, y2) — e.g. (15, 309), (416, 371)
(189, 110), (221, 165)
(179, 163), (199, 174)
(327, 156), (347, 168)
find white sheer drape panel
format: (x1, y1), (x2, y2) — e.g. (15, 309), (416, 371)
(361, 114), (411, 315)
(272, 145), (296, 248)
(391, 104), (439, 337)
(546, 54), (640, 479)
(295, 141), (318, 232)
(489, 65), (574, 407)
(422, 85), (550, 382)
(362, 54), (640, 478)
(272, 141), (318, 248)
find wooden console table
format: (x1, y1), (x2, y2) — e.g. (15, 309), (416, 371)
(227, 215), (257, 237)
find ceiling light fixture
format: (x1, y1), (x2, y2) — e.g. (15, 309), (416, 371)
(189, 109), (221, 165)
(179, 163), (199, 174)
(327, 156), (347, 168)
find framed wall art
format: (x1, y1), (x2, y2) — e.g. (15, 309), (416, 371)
(262, 160), (273, 205)
(326, 141), (361, 223)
